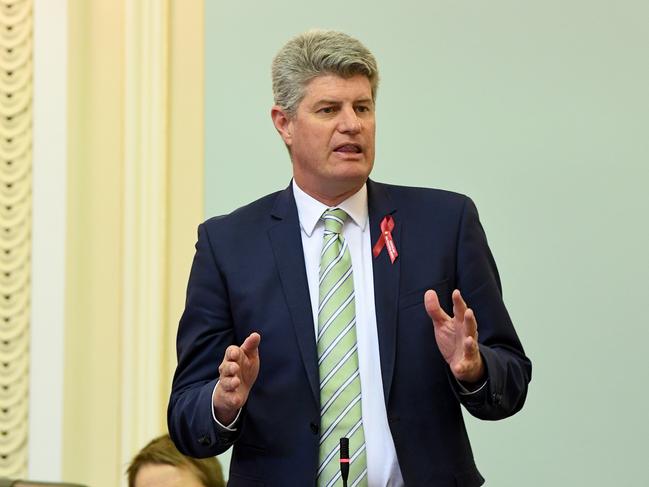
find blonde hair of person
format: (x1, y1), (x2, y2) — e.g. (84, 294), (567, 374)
(126, 434), (224, 487)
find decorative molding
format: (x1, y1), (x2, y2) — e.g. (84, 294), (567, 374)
(0, 0), (32, 478)
(121, 0), (170, 473)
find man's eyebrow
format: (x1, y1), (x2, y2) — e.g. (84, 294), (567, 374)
(313, 99), (342, 107)
(313, 98), (374, 107)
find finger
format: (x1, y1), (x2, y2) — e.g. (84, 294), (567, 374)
(463, 308), (478, 340)
(220, 346), (241, 378)
(219, 359), (238, 377)
(218, 362), (227, 377)
(463, 336), (479, 360)
(424, 290), (450, 325)
(227, 362), (240, 377)
(225, 345), (240, 362)
(241, 332), (261, 357)
(219, 376), (240, 392)
(452, 289), (467, 321)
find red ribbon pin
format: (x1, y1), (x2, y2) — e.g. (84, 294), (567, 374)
(372, 216), (398, 263)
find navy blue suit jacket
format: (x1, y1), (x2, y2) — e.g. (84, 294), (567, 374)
(168, 180), (532, 486)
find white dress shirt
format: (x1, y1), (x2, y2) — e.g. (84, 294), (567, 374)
(293, 181), (404, 487)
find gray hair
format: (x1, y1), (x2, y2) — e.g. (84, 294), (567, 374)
(272, 29), (379, 116)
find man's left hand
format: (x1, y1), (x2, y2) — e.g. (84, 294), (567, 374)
(424, 289), (485, 384)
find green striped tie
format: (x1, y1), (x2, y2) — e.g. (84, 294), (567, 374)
(317, 208), (368, 487)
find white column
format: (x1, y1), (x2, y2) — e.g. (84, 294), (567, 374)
(121, 0), (170, 477)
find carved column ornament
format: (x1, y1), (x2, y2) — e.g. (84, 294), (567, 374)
(0, 0), (31, 478)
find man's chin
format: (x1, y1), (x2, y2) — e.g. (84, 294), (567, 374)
(331, 158), (373, 179)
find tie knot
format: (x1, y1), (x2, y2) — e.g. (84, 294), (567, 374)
(322, 208), (348, 235)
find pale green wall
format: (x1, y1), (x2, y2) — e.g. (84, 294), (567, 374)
(205, 1), (649, 484)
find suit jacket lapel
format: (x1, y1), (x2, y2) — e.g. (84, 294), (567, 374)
(267, 184), (320, 406)
(367, 180), (401, 404)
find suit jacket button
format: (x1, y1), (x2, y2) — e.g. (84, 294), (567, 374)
(198, 435), (211, 446)
(310, 422), (320, 435)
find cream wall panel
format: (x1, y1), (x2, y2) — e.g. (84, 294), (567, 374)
(30, 0), (67, 480)
(64, 0), (124, 485)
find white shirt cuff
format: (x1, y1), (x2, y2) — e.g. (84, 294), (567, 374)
(211, 380), (241, 430)
(456, 378), (488, 396)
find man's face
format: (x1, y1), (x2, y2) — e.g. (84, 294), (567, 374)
(273, 74), (375, 202)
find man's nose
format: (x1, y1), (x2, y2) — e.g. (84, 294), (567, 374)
(337, 107), (361, 134)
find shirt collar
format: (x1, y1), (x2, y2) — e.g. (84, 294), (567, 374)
(292, 180), (368, 237)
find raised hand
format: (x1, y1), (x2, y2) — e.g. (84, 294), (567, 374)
(424, 289), (485, 384)
(213, 332), (261, 425)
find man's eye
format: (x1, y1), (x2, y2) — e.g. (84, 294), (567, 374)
(355, 106), (370, 113)
(320, 107), (335, 114)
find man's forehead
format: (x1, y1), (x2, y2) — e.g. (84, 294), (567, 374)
(302, 74), (373, 101)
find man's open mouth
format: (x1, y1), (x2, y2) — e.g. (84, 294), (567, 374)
(334, 144), (362, 153)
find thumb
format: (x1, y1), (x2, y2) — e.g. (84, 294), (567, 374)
(241, 332), (261, 357)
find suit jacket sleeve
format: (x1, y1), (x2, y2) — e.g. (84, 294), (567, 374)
(450, 197), (532, 420)
(167, 222), (243, 457)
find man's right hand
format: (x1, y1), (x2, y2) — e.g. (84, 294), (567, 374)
(213, 332), (261, 425)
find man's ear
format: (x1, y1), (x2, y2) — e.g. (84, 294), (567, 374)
(271, 105), (293, 147)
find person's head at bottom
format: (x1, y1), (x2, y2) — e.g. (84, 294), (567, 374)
(127, 434), (225, 487)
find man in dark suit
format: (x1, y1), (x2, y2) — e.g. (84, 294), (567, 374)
(168, 30), (531, 486)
